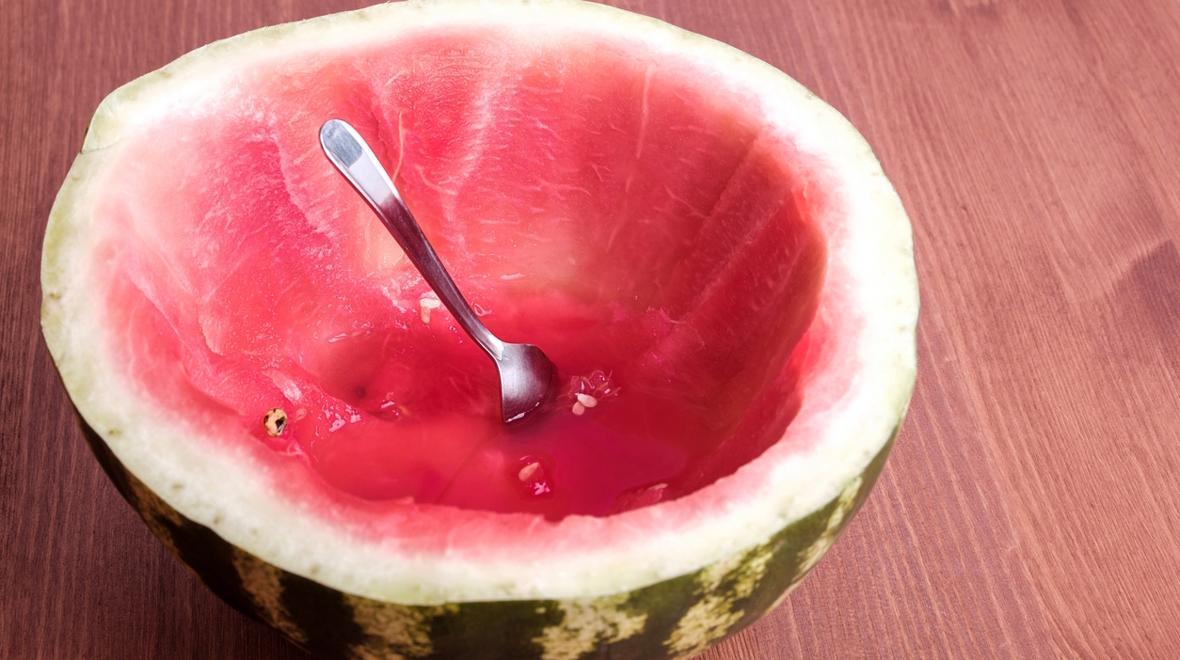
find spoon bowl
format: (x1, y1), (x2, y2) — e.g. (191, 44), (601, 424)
(496, 343), (557, 423)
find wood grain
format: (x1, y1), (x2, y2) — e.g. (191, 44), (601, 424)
(3, 0), (1179, 657)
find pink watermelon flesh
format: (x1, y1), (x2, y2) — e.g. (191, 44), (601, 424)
(95, 29), (827, 519)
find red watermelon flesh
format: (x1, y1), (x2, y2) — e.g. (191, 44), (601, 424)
(93, 29), (827, 519)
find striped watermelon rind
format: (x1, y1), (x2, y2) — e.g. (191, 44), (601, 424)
(82, 421), (897, 658)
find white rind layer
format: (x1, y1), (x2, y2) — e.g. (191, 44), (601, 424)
(42, 0), (917, 604)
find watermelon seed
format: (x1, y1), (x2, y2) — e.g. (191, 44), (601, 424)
(377, 397), (403, 418)
(571, 401), (586, 416)
(263, 408), (288, 436)
(575, 393), (598, 408)
(518, 462), (541, 482)
(516, 456), (553, 497)
(418, 292), (442, 323)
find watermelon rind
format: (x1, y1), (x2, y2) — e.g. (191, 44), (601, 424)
(41, 1), (918, 658)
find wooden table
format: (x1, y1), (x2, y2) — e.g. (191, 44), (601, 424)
(4, 0), (1179, 657)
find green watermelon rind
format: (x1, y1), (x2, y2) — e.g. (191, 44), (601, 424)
(82, 418), (898, 658)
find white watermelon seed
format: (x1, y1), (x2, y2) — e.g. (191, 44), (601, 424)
(518, 461), (541, 481)
(575, 393), (599, 408)
(419, 292), (442, 323)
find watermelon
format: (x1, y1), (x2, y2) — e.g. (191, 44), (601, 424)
(41, 1), (918, 657)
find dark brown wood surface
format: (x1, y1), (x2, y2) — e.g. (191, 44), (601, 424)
(4, 0), (1179, 658)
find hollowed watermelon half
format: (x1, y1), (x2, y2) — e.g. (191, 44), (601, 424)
(42, 1), (917, 658)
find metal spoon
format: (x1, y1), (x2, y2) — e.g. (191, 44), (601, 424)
(319, 119), (555, 424)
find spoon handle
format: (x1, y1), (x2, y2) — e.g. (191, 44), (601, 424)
(319, 119), (504, 359)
